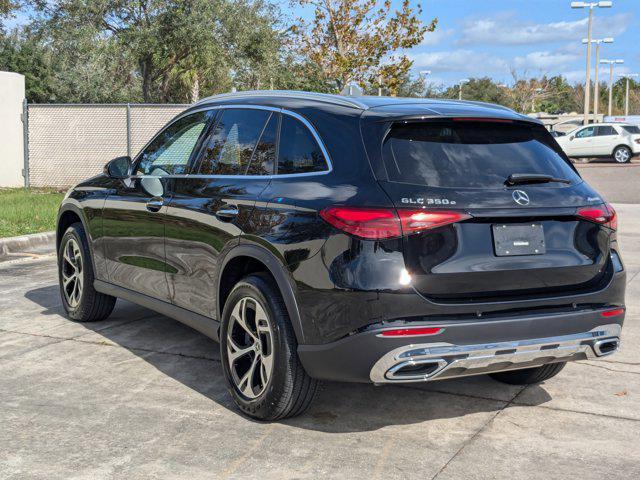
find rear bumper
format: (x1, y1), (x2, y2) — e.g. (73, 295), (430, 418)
(298, 307), (624, 383)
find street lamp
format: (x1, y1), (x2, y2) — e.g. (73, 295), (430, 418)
(620, 73), (639, 116)
(583, 37), (614, 121)
(600, 59), (624, 116)
(571, 1), (613, 125)
(459, 78), (469, 100)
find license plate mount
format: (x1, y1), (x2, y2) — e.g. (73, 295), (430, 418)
(492, 223), (546, 256)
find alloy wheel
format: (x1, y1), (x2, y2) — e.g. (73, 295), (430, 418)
(614, 148), (630, 163)
(226, 297), (274, 399)
(61, 238), (83, 308)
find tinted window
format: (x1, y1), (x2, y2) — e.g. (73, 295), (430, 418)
(246, 113), (278, 175)
(277, 115), (328, 175)
(575, 126), (595, 138)
(136, 111), (211, 176)
(622, 125), (640, 134)
(197, 109), (270, 175)
(382, 121), (580, 188)
(596, 125), (616, 136)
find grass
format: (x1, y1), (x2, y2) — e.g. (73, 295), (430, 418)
(0, 188), (65, 238)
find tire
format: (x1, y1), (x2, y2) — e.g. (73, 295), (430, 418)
(58, 223), (116, 322)
(489, 362), (566, 385)
(613, 145), (632, 163)
(220, 273), (318, 420)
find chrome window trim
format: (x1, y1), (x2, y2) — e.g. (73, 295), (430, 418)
(130, 104), (333, 179)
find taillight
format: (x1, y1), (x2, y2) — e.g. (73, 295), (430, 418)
(601, 307), (625, 317)
(634, 139), (640, 144)
(319, 207), (471, 240)
(576, 203), (617, 230)
(379, 327), (444, 337)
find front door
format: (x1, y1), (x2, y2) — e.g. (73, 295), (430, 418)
(164, 107), (278, 318)
(102, 110), (213, 301)
(568, 126), (596, 156)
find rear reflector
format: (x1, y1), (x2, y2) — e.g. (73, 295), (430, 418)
(379, 327), (444, 337)
(576, 203), (617, 230)
(601, 307), (625, 317)
(319, 206), (471, 240)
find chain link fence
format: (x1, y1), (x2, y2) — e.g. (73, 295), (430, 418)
(26, 103), (189, 188)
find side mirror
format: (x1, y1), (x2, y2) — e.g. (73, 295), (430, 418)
(569, 136), (575, 141)
(104, 156), (132, 179)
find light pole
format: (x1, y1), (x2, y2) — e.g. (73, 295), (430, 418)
(419, 70), (431, 98)
(620, 74), (639, 115)
(571, 1), (613, 125)
(459, 78), (469, 100)
(583, 37), (614, 122)
(600, 59), (624, 115)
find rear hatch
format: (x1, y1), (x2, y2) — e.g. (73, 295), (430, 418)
(372, 116), (616, 302)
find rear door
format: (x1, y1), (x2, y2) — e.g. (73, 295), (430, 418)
(371, 118), (614, 302)
(593, 125), (617, 155)
(164, 107), (277, 318)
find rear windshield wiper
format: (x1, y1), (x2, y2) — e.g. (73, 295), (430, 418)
(505, 173), (571, 186)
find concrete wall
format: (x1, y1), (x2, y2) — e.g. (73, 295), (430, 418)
(0, 72), (25, 187)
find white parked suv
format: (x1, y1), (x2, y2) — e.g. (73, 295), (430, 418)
(555, 123), (640, 163)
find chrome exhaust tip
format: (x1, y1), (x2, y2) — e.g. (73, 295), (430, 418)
(593, 338), (620, 357)
(385, 359), (448, 381)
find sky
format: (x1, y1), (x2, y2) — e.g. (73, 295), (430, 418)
(385, 0), (640, 87)
(5, 0), (639, 88)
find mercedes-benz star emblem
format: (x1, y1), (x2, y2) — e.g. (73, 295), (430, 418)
(512, 190), (530, 206)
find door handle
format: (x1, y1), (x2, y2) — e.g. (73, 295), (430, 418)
(146, 197), (164, 212)
(216, 205), (239, 221)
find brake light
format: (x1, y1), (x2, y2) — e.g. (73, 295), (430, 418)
(319, 207), (471, 240)
(379, 327), (444, 337)
(635, 139), (640, 144)
(452, 117), (513, 123)
(601, 307), (625, 317)
(576, 203), (617, 230)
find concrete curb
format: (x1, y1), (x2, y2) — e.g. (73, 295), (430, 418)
(0, 231), (56, 259)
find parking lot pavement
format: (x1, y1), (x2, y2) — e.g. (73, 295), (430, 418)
(1, 206), (639, 479)
(575, 160), (640, 204)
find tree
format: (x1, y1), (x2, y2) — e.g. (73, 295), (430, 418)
(292, 0), (436, 94)
(441, 77), (509, 106)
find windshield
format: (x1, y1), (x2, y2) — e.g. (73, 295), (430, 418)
(622, 125), (640, 134)
(382, 120), (581, 188)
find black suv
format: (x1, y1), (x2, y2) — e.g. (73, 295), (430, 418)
(57, 91), (626, 420)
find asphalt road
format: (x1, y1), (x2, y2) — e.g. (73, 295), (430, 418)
(1, 171), (640, 478)
(575, 159), (640, 204)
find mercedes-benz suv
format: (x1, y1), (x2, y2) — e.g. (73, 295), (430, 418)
(57, 91), (626, 420)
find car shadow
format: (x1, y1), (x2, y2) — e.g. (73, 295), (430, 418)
(25, 284), (552, 433)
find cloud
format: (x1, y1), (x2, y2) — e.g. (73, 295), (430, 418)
(421, 28), (454, 47)
(457, 12), (633, 46)
(409, 50), (508, 75)
(513, 51), (581, 71)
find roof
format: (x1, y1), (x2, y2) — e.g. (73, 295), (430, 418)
(193, 90), (531, 122)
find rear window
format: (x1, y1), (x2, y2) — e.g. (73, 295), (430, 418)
(382, 121), (581, 188)
(622, 125), (640, 134)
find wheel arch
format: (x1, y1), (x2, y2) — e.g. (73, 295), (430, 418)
(217, 244), (305, 344)
(612, 143), (632, 156)
(56, 203), (99, 278)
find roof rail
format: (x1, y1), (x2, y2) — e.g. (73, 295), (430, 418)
(193, 90), (369, 110)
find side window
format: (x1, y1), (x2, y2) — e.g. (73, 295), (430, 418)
(596, 125), (616, 136)
(196, 109), (270, 175)
(135, 111), (211, 176)
(575, 126), (595, 139)
(246, 113), (278, 175)
(277, 115), (328, 175)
